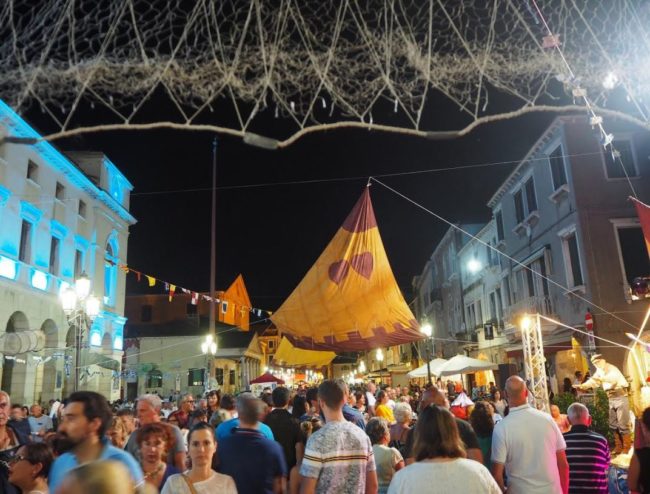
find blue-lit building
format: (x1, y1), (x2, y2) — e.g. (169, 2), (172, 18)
(0, 100), (136, 404)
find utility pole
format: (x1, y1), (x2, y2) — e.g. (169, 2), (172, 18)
(208, 137), (218, 385)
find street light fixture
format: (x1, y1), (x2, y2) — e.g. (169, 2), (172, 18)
(420, 321), (433, 385)
(201, 334), (217, 392)
(467, 258), (482, 274)
(60, 273), (101, 393)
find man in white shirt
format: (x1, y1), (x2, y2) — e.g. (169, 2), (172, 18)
(575, 354), (631, 454)
(491, 376), (569, 494)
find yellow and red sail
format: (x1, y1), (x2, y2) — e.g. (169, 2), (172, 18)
(271, 188), (422, 351)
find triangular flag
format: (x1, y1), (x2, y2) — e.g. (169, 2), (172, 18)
(168, 284), (176, 302)
(191, 292), (199, 305)
(164, 282), (169, 291)
(136, 272), (142, 282)
(146, 276), (156, 287)
(631, 197), (650, 259)
(181, 288), (190, 294)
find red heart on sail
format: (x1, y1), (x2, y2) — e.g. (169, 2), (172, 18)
(328, 260), (350, 285)
(350, 252), (374, 279)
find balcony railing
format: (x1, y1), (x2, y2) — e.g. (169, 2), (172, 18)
(503, 295), (556, 341)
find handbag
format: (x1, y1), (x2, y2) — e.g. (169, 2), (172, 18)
(181, 474), (199, 494)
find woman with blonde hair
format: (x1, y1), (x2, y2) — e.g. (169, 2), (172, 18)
(375, 390), (396, 424)
(161, 422), (236, 493)
(108, 416), (130, 449)
(387, 405), (500, 493)
(54, 460), (142, 494)
(389, 403), (412, 456)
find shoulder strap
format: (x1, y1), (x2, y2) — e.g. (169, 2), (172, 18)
(181, 474), (199, 494)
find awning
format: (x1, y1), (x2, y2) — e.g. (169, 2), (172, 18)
(250, 372), (285, 384)
(437, 354), (498, 376)
(272, 337), (336, 368)
(408, 358), (448, 378)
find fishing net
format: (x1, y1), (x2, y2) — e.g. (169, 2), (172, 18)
(1, 0), (649, 146)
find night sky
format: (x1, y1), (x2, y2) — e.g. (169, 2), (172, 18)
(23, 93), (557, 312)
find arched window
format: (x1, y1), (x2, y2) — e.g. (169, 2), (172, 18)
(104, 235), (118, 307)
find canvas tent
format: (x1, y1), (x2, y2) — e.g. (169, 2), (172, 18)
(437, 355), (498, 376)
(407, 358), (448, 378)
(271, 188), (423, 351)
(272, 337), (336, 368)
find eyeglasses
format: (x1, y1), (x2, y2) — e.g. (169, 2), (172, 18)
(9, 455), (27, 465)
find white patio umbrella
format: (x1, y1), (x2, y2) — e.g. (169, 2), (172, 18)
(407, 358), (448, 378)
(437, 354), (498, 376)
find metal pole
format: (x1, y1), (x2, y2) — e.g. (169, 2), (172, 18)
(425, 339), (432, 386)
(74, 314), (81, 393)
(208, 137), (218, 385)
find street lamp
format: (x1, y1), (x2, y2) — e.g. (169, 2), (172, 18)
(467, 258), (482, 274)
(60, 273), (101, 393)
(201, 334), (217, 392)
(376, 348), (384, 384)
(420, 321), (433, 386)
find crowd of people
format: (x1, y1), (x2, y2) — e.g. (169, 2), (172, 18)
(1, 375), (649, 494)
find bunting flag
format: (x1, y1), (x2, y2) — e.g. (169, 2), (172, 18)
(111, 261), (274, 318)
(632, 197), (650, 259)
(271, 187), (422, 351)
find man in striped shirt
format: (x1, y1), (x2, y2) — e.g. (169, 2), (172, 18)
(563, 402), (610, 493)
(300, 380), (378, 494)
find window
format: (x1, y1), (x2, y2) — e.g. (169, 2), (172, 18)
(19, 220), (32, 263)
(55, 182), (65, 201)
(268, 340), (275, 350)
(104, 239), (118, 307)
(216, 368), (224, 385)
(49, 237), (60, 275)
(604, 140), (637, 179)
(188, 368), (205, 387)
(615, 226), (650, 285)
(495, 210), (505, 242)
(514, 190), (525, 224)
(229, 369), (236, 385)
(74, 249), (83, 278)
(525, 178), (537, 214)
(186, 303), (197, 315)
(549, 146), (567, 190)
(141, 305), (152, 322)
(562, 232), (584, 287)
(146, 370), (163, 388)
(78, 200), (87, 218)
(27, 160), (38, 182)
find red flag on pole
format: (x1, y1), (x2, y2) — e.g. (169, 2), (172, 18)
(631, 197), (650, 259)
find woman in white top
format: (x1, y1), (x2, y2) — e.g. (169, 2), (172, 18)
(367, 417), (404, 494)
(387, 405), (500, 494)
(7, 443), (53, 494)
(492, 390), (507, 417)
(162, 422), (237, 494)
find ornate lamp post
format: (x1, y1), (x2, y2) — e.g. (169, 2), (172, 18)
(60, 273), (100, 392)
(376, 348), (384, 384)
(420, 321), (433, 385)
(201, 334), (217, 392)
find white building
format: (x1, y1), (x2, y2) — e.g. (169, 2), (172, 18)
(457, 220), (509, 368)
(0, 100), (136, 404)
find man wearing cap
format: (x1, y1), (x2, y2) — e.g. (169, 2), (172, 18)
(575, 354), (631, 455)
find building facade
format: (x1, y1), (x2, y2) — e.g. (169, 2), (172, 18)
(123, 294), (263, 401)
(0, 100), (136, 404)
(412, 223), (482, 360)
(413, 115), (649, 394)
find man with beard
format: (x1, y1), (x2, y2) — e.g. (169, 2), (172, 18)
(48, 391), (143, 493)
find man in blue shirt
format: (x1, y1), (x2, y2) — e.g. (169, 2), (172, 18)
(219, 393), (287, 494)
(216, 398), (275, 441)
(48, 391), (143, 492)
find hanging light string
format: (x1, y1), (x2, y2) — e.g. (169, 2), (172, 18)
(370, 176), (642, 333)
(528, 0), (638, 199)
